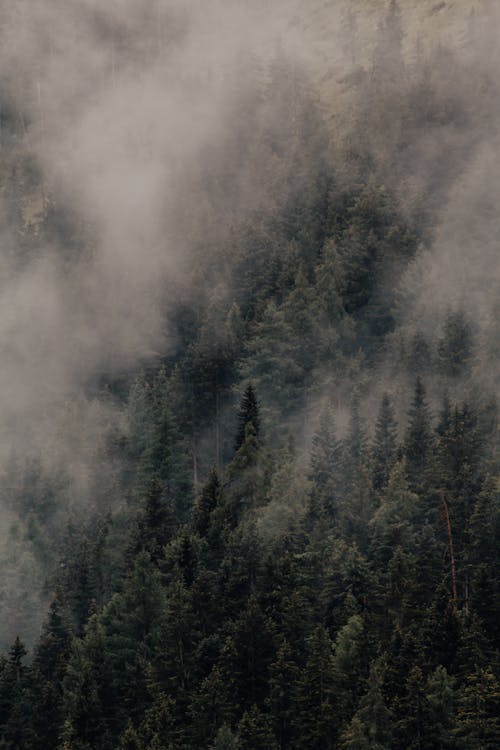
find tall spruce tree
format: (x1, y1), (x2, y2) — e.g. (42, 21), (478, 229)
(404, 378), (434, 495)
(372, 393), (398, 492)
(235, 384), (260, 452)
(308, 405), (342, 525)
(340, 659), (393, 750)
(195, 466), (222, 537)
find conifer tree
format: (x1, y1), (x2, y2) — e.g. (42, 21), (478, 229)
(372, 393), (398, 492)
(235, 384), (260, 452)
(237, 704), (278, 750)
(424, 665), (457, 749)
(333, 613), (368, 724)
(29, 597), (72, 750)
(117, 721), (144, 750)
(0, 637), (31, 750)
(369, 462), (420, 568)
(455, 667), (500, 749)
(404, 378), (434, 495)
(189, 665), (236, 747)
(308, 405), (341, 525)
(195, 466), (222, 537)
(394, 664), (427, 750)
(136, 478), (176, 562)
(342, 397), (368, 495)
(436, 393), (452, 437)
(62, 615), (114, 750)
(229, 595), (275, 711)
(293, 625), (337, 750)
(267, 640), (300, 749)
(340, 660), (393, 750)
(437, 309), (475, 378)
(211, 724), (239, 750)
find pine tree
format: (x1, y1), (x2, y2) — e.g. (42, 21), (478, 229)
(333, 614), (368, 725)
(101, 553), (166, 729)
(383, 546), (417, 632)
(406, 331), (433, 376)
(238, 301), (305, 423)
(211, 724), (239, 750)
(137, 688), (177, 750)
(467, 476), (499, 639)
(342, 397), (368, 496)
(195, 466), (222, 536)
(436, 394), (452, 438)
(229, 596), (275, 711)
(369, 462), (420, 569)
(293, 625), (337, 750)
(424, 665), (457, 750)
(62, 615), (114, 750)
(267, 640), (300, 749)
(130, 369), (192, 519)
(422, 584), (460, 674)
(372, 393), (398, 492)
(308, 405), (341, 525)
(227, 417), (270, 526)
(9, 636), (27, 684)
(340, 659), (393, 750)
(0, 637), (31, 750)
(29, 597), (72, 750)
(135, 478), (177, 563)
(404, 378), (434, 495)
(455, 667), (500, 749)
(437, 309), (475, 378)
(188, 665), (236, 747)
(237, 704), (278, 750)
(235, 384), (260, 452)
(117, 721), (144, 750)
(394, 665), (427, 750)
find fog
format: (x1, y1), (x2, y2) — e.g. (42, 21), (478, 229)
(0, 0), (498, 643)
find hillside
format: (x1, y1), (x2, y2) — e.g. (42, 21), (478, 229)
(0, 1), (498, 748)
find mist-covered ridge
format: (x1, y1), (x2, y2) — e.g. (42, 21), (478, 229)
(0, 2), (498, 749)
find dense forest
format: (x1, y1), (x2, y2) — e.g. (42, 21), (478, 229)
(0, 1), (498, 748)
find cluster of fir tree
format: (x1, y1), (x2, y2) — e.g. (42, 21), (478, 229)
(0, 2), (487, 656)
(0, 2), (498, 747)
(0, 376), (498, 750)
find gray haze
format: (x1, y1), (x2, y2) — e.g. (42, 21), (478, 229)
(0, 0), (498, 642)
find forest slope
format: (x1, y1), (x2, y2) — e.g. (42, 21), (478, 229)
(0, 2), (498, 749)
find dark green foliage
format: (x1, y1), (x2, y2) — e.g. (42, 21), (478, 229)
(237, 704), (278, 750)
(0, 10), (498, 750)
(340, 660), (393, 750)
(0, 638), (31, 749)
(228, 596), (276, 711)
(467, 477), (500, 641)
(29, 598), (72, 750)
(267, 640), (300, 749)
(369, 464), (420, 569)
(342, 398), (368, 493)
(455, 667), (500, 749)
(372, 394), (398, 492)
(195, 467), (222, 537)
(235, 384), (260, 452)
(135, 478), (176, 562)
(308, 405), (342, 525)
(404, 378), (435, 495)
(424, 666), (458, 750)
(437, 310), (475, 378)
(292, 624), (337, 749)
(211, 724), (239, 750)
